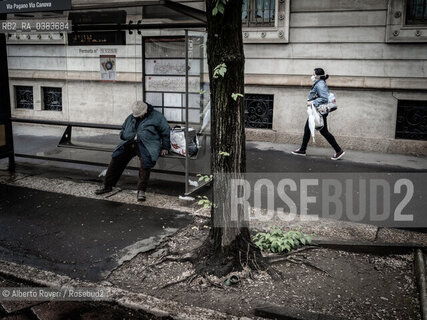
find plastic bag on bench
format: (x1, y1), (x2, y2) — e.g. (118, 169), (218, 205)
(170, 126), (199, 157)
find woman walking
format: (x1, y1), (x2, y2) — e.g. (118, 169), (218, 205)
(292, 68), (345, 160)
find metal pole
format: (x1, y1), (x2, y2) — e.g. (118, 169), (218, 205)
(0, 11), (15, 172)
(184, 30), (189, 195)
(142, 35), (146, 103)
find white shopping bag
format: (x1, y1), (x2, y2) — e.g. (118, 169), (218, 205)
(307, 106), (316, 142)
(170, 128), (186, 156)
(307, 104), (324, 142)
(170, 127), (199, 156)
(312, 104), (324, 130)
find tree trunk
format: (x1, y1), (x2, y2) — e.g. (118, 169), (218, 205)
(196, 0), (264, 277)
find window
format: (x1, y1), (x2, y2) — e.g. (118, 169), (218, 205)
(406, 0), (427, 25)
(386, 0), (427, 42)
(242, 0), (275, 27)
(42, 87), (62, 111)
(395, 100), (427, 141)
(241, 0), (290, 44)
(244, 94), (274, 129)
(15, 86), (33, 109)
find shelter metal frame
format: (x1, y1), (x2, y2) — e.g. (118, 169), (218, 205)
(3, 0), (209, 195)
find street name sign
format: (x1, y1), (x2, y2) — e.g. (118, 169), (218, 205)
(0, 0), (71, 14)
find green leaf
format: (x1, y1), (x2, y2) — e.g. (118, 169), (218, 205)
(231, 93), (244, 101)
(213, 63), (227, 79)
(198, 200), (204, 205)
(212, 6), (218, 15)
(217, 3), (224, 14)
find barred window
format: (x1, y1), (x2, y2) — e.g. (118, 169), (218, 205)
(15, 86), (34, 109)
(242, 0), (275, 27)
(42, 87), (62, 111)
(406, 0), (427, 25)
(244, 94), (274, 129)
(395, 100), (427, 141)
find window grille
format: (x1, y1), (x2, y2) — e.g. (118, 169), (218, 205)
(42, 87), (62, 111)
(396, 100), (427, 140)
(242, 0), (275, 27)
(15, 86), (33, 109)
(244, 94), (274, 129)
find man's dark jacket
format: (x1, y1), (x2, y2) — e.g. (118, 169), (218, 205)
(112, 105), (170, 162)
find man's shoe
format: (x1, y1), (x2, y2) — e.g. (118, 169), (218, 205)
(137, 190), (146, 202)
(331, 150), (345, 160)
(291, 149), (306, 156)
(95, 186), (112, 195)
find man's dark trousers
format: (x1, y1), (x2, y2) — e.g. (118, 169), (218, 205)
(104, 142), (151, 191)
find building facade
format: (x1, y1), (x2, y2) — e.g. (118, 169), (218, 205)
(5, 0), (427, 155)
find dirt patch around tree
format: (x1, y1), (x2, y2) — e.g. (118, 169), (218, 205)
(107, 217), (422, 320)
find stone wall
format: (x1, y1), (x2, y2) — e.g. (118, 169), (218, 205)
(5, 0), (427, 155)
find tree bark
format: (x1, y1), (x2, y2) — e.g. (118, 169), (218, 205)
(196, 0), (264, 277)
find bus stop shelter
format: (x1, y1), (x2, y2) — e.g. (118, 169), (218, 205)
(0, 0), (210, 195)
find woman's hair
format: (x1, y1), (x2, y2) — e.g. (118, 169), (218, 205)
(314, 68), (329, 81)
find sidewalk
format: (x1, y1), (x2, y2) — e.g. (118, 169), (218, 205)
(247, 141), (427, 171)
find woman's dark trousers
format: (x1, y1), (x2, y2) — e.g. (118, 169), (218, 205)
(104, 142), (151, 191)
(300, 114), (341, 153)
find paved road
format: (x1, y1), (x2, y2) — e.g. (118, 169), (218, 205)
(0, 184), (192, 281)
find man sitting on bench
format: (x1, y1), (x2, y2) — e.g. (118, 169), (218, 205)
(95, 101), (170, 201)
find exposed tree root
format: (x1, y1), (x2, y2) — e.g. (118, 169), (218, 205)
(152, 252), (194, 267)
(150, 232), (325, 285)
(272, 256), (332, 277)
(192, 232), (268, 278)
(266, 246), (320, 263)
(159, 272), (197, 289)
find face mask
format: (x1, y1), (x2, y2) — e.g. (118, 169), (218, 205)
(311, 75), (317, 82)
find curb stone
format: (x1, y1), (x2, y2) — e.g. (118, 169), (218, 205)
(312, 240), (426, 254)
(0, 260), (236, 320)
(415, 249), (427, 320)
(254, 304), (345, 320)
